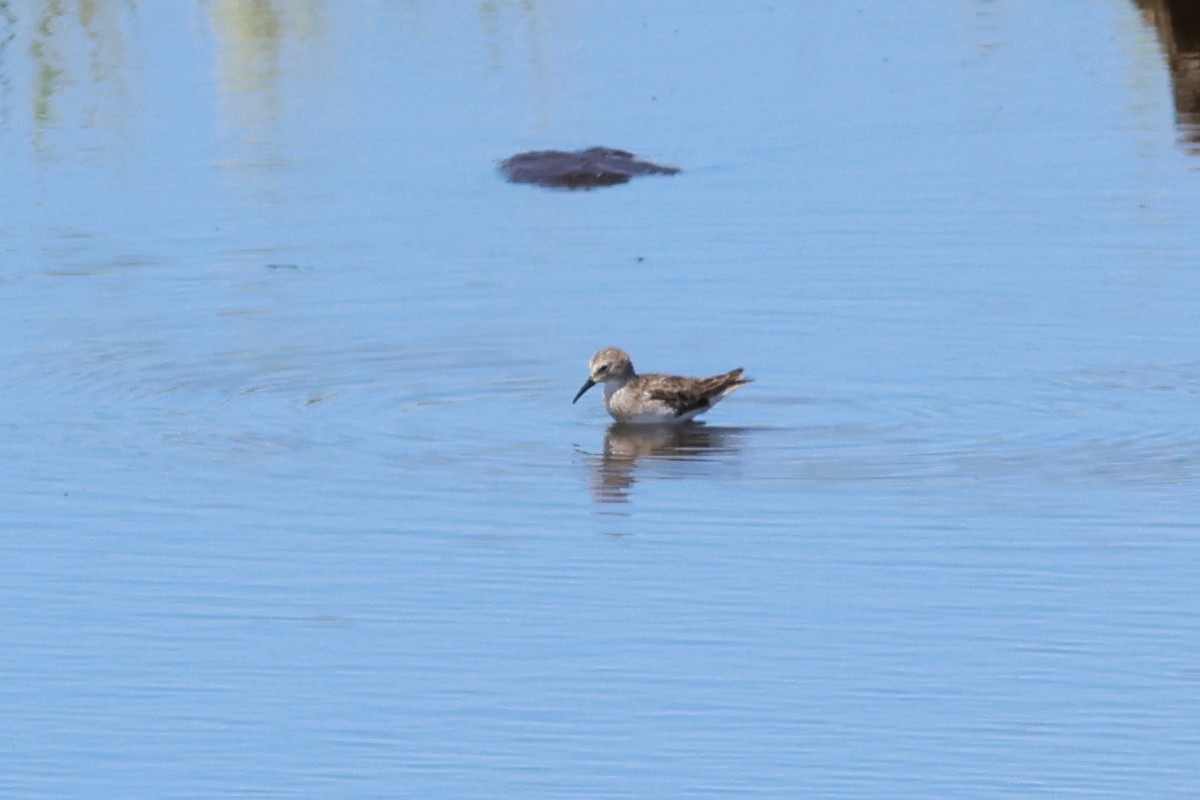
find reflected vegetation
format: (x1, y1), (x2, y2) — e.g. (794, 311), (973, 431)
(477, 0), (557, 129)
(10, 1), (1196, 166)
(0, 1), (330, 160)
(0, 3), (14, 124)
(1134, 0), (1200, 152)
(2, 0), (564, 161)
(209, 0), (326, 135)
(584, 423), (745, 504)
(9, 0), (135, 156)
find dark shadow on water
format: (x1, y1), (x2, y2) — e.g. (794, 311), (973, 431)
(581, 422), (746, 504)
(1135, 0), (1200, 152)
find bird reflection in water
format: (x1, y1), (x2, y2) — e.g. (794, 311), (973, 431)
(584, 422), (745, 503)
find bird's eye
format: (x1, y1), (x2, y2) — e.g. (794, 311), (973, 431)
(596, 365), (608, 374)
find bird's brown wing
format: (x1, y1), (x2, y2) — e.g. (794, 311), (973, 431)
(647, 369), (749, 417)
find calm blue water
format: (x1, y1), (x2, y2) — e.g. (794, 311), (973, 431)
(3, 2), (1200, 798)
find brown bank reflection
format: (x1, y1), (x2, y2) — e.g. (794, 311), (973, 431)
(1135, 0), (1200, 151)
(585, 423), (745, 504)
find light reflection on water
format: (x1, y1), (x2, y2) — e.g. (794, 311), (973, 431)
(3, 2), (1200, 799)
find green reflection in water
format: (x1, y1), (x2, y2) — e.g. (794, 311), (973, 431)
(210, 0), (327, 135)
(13, 0), (136, 156)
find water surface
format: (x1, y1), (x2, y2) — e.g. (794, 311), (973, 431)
(2, 2), (1199, 798)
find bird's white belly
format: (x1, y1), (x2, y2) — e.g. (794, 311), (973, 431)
(604, 383), (697, 424)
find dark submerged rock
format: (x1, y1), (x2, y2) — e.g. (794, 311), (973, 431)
(500, 146), (680, 189)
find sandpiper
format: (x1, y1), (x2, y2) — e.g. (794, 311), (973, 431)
(572, 347), (751, 424)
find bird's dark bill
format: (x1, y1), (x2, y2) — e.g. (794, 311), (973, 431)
(572, 378), (596, 404)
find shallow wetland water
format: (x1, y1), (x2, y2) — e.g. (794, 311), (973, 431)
(2, 2), (1200, 798)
